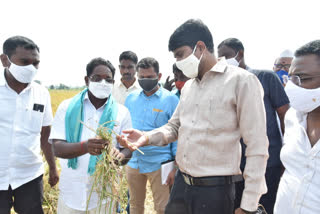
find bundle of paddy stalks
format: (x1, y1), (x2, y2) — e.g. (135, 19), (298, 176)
(81, 121), (144, 214)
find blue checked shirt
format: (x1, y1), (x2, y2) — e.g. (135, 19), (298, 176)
(125, 86), (179, 173)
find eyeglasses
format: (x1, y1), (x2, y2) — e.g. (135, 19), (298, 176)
(89, 75), (114, 83)
(287, 74), (320, 86)
(119, 64), (135, 70)
(274, 64), (291, 70)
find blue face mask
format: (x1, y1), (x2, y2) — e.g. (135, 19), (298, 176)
(276, 70), (288, 84)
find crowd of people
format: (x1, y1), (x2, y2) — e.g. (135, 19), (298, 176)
(0, 18), (319, 214)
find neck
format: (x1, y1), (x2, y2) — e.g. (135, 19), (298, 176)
(121, 77), (136, 89)
(88, 90), (108, 109)
(144, 84), (160, 97)
(239, 60), (247, 70)
(309, 106), (320, 116)
(4, 69), (28, 94)
(198, 54), (217, 80)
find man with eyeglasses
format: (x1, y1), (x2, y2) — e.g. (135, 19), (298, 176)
(49, 57), (132, 213)
(273, 49), (294, 85)
(112, 51), (140, 105)
(274, 40), (320, 213)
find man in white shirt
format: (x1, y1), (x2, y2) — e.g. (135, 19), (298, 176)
(0, 36), (59, 214)
(274, 40), (320, 214)
(50, 57), (132, 214)
(112, 51), (140, 105)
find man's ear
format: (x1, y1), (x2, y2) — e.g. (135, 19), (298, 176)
(158, 73), (162, 81)
(196, 41), (207, 52)
(237, 50), (244, 62)
(84, 76), (89, 87)
(0, 54), (10, 68)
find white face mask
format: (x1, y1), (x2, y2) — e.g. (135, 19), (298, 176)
(8, 60), (38, 83)
(285, 80), (320, 113)
(88, 80), (113, 99)
(175, 45), (204, 79)
(226, 52), (239, 67)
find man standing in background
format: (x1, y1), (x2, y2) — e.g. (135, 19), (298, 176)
(273, 49), (294, 85)
(125, 57), (179, 214)
(112, 51), (140, 104)
(218, 38), (289, 214)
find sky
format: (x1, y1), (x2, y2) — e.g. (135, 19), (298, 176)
(1, 0), (319, 87)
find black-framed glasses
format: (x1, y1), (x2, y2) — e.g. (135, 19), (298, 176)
(287, 74), (320, 86)
(119, 64), (135, 70)
(274, 64), (291, 70)
(89, 75), (114, 83)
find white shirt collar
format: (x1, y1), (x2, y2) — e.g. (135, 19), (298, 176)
(209, 57), (228, 73)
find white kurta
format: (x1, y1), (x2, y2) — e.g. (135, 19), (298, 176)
(49, 93), (132, 211)
(274, 108), (320, 214)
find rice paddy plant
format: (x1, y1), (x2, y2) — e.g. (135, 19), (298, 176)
(81, 121), (130, 214)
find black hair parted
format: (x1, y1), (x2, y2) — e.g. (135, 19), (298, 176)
(119, 51), (138, 64)
(168, 19), (214, 53)
(86, 57), (116, 78)
(295, 40), (320, 58)
(137, 57), (159, 74)
(3, 36), (40, 58)
(218, 38), (244, 53)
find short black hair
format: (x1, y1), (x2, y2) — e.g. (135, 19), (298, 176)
(295, 40), (320, 58)
(136, 57), (159, 74)
(3, 36), (40, 58)
(119, 51), (138, 64)
(86, 57), (115, 78)
(172, 63), (182, 73)
(218, 38), (244, 52)
(169, 19), (214, 53)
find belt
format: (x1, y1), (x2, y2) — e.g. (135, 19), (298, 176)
(181, 172), (243, 186)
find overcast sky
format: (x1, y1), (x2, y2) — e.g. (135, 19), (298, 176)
(1, 0), (319, 87)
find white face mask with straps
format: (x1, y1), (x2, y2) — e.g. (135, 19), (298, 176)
(285, 80), (320, 113)
(226, 52), (240, 67)
(88, 79), (113, 99)
(175, 45), (204, 79)
(7, 58), (38, 83)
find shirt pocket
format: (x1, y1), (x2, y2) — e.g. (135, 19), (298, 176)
(151, 109), (167, 128)
(23, 109), (44, 133)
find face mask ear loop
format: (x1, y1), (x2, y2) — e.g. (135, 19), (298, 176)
(199, 47), (206, 61)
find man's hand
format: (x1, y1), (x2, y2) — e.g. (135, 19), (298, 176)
(48, 167), (59, 187)
(163, 76), (175, 91)
(116, 129), (148, 151)
(111, 147), (125, 162)
(86, 137), (109, 155)
(165, 168), (176, 186)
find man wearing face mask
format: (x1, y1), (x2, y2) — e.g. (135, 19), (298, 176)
(124, 57), (179, 214)
(274, 40), (320, 214)
(218, 38), (290, 214)
(112, 51), (140, 105)
(117, 20), (269, 214)
(163, 63), (190, 98)
(49, 57), (132, 213)
(0, 36), (59, 214)
(273, 50), (294, 85)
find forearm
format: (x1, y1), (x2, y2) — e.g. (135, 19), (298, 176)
(148, 121), (179, 147)
(40, 126), (57, 170)
(241, 152), (268, 211)
(52, 139), (87, 159)
(41, 140), (57, 170)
